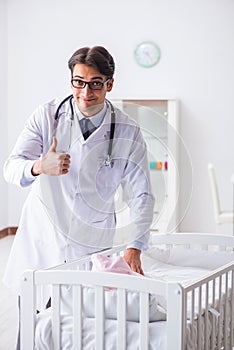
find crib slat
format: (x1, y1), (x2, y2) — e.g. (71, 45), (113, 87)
(117, 288), (126, 350)
(95, 286), (104, 350)
(204, 282), (209, 350)
(139, 292), (149, 349)
(183, 291), (187, 350)
(191, 290), (195, 344)
(52, 285), (61, 350)
(231, 269), (234, 348)
(73, 285), (82, 349)
(197, 286), (202, 350)
(223, 272), (229, 349)
(210, 279), (216, 349)
(217, 275), (222, 348)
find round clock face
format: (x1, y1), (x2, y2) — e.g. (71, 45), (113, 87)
(134, 41), (161, 68)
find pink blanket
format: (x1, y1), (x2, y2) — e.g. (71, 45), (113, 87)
(91, 253), (139, 276)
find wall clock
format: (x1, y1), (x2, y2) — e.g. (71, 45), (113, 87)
(134, 41), (161, 68)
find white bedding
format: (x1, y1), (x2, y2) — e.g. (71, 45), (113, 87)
(34, 247), (234, 350)
(35, 309), (167, 350)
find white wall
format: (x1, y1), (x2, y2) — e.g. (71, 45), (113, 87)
(2, 0), (234, 233)
(0, 0), (8, 229)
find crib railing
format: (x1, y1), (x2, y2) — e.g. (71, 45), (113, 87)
(20, 234), (234, 350)
(183, 262), (234, 350)
(21, 269), (174, 350)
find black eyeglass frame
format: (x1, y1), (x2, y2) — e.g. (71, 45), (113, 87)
(71, 78), (110, 90)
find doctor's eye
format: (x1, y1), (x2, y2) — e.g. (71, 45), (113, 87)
(71, 79), (86, 88)
(90, 81), (102, 88)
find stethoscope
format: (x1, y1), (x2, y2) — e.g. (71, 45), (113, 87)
(54, 95), (116, 167)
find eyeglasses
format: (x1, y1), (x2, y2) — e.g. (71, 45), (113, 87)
(71, 78), (110, 90)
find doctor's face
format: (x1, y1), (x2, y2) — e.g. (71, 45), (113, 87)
(71, 63), (114, 117)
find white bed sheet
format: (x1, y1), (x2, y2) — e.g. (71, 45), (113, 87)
(35, 309), (167, 350)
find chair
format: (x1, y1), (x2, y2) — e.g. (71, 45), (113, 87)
(208, 163), (234, 230)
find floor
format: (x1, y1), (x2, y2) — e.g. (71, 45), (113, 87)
(0, 235), (18, 350)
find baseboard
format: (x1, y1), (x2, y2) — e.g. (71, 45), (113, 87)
(0, 227), (18, 239)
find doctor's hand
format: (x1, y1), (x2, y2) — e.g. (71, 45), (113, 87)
(32, 137), (71, 176)
(124, 248), (144, 275)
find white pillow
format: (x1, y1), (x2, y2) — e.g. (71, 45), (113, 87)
(168, 248), (234, 269)
(143, 247), (234, 270)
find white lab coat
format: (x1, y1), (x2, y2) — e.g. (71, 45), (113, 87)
(3, 98), (155, 293)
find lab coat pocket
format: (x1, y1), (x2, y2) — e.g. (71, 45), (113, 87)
(67, 212), (115, 249)
(96, 159), (123, 201)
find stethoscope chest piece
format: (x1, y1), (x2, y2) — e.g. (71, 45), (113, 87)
(104, 154), (114, 167)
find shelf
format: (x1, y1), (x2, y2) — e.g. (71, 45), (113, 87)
(112, 99), (179, 233)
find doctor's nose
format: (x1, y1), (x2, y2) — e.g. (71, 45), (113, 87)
(81, 84), (94, 95)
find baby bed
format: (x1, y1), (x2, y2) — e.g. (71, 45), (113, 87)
(20, 233), (234, 349)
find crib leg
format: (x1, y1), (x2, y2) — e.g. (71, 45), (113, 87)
(20, 271), (35, 350)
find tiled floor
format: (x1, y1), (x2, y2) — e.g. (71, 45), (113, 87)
(0, 235), (18, 350)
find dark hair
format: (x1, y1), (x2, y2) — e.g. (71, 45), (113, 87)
(68, 46), (115, 78)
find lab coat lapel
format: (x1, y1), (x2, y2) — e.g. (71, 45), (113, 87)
(55, 101), (83, 152)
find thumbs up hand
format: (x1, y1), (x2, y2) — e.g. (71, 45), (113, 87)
(32, 137), (71, 176)
(49, 136), (58, 153)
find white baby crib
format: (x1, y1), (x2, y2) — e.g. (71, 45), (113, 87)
(20, 233), (234, 349)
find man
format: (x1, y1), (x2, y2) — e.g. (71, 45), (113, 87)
(3, 46), (155, 348)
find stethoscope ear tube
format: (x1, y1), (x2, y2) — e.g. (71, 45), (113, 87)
(54, 94), (73, 120)
(55, 96), (116, 167)
(105, 101), (115, 167)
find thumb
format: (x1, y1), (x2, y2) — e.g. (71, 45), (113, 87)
(49, 136), (57, 153)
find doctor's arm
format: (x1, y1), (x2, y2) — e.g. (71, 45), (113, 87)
(122, 130), (155, 275)
(3, 106), (70, 187)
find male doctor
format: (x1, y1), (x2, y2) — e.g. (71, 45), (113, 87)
(3, 45), (155, 348)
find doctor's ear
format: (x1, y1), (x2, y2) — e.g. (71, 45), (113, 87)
(106, 78), (114, 92)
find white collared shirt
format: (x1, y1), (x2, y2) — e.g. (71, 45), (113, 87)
(74, 101), (107, 129)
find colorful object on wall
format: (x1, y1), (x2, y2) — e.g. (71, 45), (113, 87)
(156, 162), (163, 170)
(150, 161), (156, 170)
(149, 161), (168, 170)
